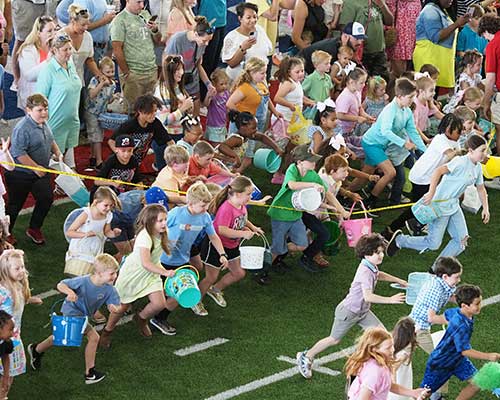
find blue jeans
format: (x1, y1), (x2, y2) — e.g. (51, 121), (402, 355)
(396, 208), (468, 262)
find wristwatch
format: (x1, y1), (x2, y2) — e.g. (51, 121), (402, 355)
(220, 253), (228, 258)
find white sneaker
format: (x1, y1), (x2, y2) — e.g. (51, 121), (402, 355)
(207, 286), (227, 308)
(400, 195), (411, 204)
(484, 177), (500, 190)
(10, 82), (18, 92)
(191, 302), (208, 316)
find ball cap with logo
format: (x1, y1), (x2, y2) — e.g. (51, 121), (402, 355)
(115, 135), (134, 148)
(343, 22), (368, 40)
(145, 187), (170, 210)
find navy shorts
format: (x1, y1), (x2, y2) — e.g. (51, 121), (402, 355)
(421, 358), (477, 392)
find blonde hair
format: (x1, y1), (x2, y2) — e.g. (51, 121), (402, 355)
(99, 56), (115, 71)
(209, 176), (253, 214)
(187, 182), (212, 204)
(135, 204), (170, 254)
(170, 0), (195, 27)
(344, 327), (393, 377)
(205, 182), (223, 198)
(366, 76), (387, 100)
(311, 50), (331, 66)
(17, 16), (54, 55)
(0, 250), (31, 310)
(93, 254), (119, 274)
(193, 141), (215, 157)
(415, 75), (435, 92)
(461, 86), (483, 104)
(163, 145), (189, 166)
(68, 4), (91, 22)
(454, 105), (476, 122)
(210, 68), (230, 85)
(232, 57), (267, 91)
(92, 186), (122, 211)
(337, 45), (354, 58)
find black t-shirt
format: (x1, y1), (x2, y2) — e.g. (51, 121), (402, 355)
(111, 118), (172, 165)
(97, 154), (141, 192)
(298, 37), (341, 74)
(0, 339), (14, 356)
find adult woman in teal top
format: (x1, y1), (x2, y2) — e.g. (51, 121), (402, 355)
(36, 32), (81, 168)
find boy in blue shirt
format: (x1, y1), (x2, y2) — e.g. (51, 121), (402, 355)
(150, 182), (228, 334)
(27, 254), (120, 385)
(457, 5), (488, 61)
(421, 284), (500, 399)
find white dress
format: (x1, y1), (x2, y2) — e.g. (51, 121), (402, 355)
(275, 80), (304, 122)
(70, 30), (94, 86)
(387, 347), (413, 400)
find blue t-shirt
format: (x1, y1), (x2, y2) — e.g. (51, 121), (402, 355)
(457, 24), (488, 55)
(416, 3), (455, 49)
(197, 0), (227, 28)
(433, 155), (483, 216)
(60, 275), (120, 317)
(427, 307), (473, 370)
(160, 206), (216, 266)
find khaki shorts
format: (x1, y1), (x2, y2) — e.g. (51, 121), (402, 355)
(120, 70), (157, 114)
(12, 0), (53, 41)
(491, 93), (500, 125)
(84, 112), (103, 144)
(330, 301), (384, 341)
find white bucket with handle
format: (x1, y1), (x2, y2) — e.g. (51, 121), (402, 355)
(239, 235), (268, 270)
(291, 188), (322, 212)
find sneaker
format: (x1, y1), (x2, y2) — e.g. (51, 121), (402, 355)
(296, 350), (313, 379)
(9, 82), (18, 92)
(271, 172), (285, 184)
(484, 177), (500, 190)
(386, 229), (402, 257)
(380, 227), (394, 242)
(151, 163), (159, 172)
(191, 302), (208, 316)
(400, 195), (411, 204)
(312, 253), (329, 268)
(405, 218), (423, 236)
(252, 272), (271, 285)
(150, 318), (177, 336)
(207, 286), (227, 308)
(133, 313), (152, 338)
(27, 343), (43, 370)
(26, 228), (45, 245)
(299, 255), (321, 273)
(85, 367), (106, 384)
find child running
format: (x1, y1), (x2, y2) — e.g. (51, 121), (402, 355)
(28, 254), (120, 384)
(296, 233), (407, 379)
(0, 250), (42, 392)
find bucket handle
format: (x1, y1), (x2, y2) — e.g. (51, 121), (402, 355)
(239, 233), (269, 250)
(47, 299), (89, 333)
(347, 200), (370, 221)
(167, 265), (200, 282)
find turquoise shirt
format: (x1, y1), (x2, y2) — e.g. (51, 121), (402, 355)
(197, 0), (227, 28)
(362, 99), (426, 153)
(36, 58), (81, 151)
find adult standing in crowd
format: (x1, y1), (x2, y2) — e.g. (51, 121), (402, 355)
(413, 0), (469, 89)
(338, 0), (394, 81)
(479, 15), (500, 155)
(5, 94), (63, 245)
(198, 0), (226, 100)
(221, 2), (273, 82)
(165, 15), (215, 116)
(17, 16), (56, 110)
(36, 32), (81, 168)
(111, 0), (162, 114)
(456, 0), (495, 17)
(385, 0), (421, 78)
(164, 0), (196, 45)
(291, 0), (329, 50)
(0, 0), (12, 45)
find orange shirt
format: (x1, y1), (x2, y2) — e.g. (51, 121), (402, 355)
(188, 157), (222, 178)
(235, 82), (269, 116)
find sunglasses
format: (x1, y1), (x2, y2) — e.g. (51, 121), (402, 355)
(168, 55), (183, 63)
(196, 26), (215, 36)
(75, 9), (89, 17)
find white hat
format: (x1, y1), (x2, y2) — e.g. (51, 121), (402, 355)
(343, 22), (367, 40)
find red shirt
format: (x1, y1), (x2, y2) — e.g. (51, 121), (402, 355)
(485, 31), (500, 90)
(188, 157), (222, 178)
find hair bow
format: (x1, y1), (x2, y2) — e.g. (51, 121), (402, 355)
(329, 134), (346, 150)
(414, 71), (430, 80)
(344, 61), (356, 75)
(317, 98), (336, 113)
(181, 114), (200, 126)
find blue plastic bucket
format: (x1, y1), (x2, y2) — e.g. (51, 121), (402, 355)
(406, 272), (432, 305)
(251, 184), (262, 200)
(164, 266), (201, 308)
(253, 149), (281, 173)
(52, 314), (88, 347)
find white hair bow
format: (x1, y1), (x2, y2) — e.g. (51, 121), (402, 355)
(329, 134), (346, 150)
(414, 71), (430, 80)
(317, 98), (336, 113)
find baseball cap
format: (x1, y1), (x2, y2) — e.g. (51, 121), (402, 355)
(145, 187), (169, 210)
(292, 144), (322, 163)
(343, 22), (367, 40)
(115, 135), (134, 148)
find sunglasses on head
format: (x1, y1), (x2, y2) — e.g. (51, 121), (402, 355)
(75, 8), (89, 17)
(54, 32), (71, 44)
(168, 55), (183, 63)
(196, 26), (215, 36)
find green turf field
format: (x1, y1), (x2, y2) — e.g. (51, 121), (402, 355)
(9, 168), (500, 400)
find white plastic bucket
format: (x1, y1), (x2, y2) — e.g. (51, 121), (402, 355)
(291, 188), (322, 212)
(239, 235), (268, 270)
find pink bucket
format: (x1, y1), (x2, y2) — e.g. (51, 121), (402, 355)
(342, 201), (372, 247)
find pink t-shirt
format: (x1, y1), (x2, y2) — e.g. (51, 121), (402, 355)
(336, 88), (362, 134)
(413, 98), (435, 132)
(348, 358), (392, 400)
(343, 259), (378, 314)
(213, 200), (248, 249)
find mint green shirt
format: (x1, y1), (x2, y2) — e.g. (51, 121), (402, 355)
(110, 9), (157, 74)
(302, 70), (334, 102)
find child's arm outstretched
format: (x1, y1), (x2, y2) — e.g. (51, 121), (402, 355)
(288, 180), (324, 193)
(390, 384), (430, 399)
(461, 349), (500, 362)
(139, 247), (175, 277)
(378, 271), (408, 287)
(427, 309), (448, 326)
(422, 165), (448, 204)
(253, 132), (285, 157)
(245, 220), (264, 236)
(362, 288), (405, 304)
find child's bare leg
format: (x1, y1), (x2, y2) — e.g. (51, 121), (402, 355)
(371, 160), (396, 197)
(287, 243), (306, 253)
(306, 336), (340, 359)
(456, 382), (480, 400)
(104, 304), (129, 331)
(189, 254), (204, 272)
(213, 259), (246, 291)
(35, 335), (54, 353)
(348, 165), (376, 192)
(198, 265), (220, 297)
(236, 157), (252, 173)
(84, 327), (99, 374)
(91, 142), (103, 165)
(140, 291), (167, 319)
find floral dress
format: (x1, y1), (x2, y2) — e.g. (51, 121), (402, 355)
(0, 285), (26, 376)
(385, 0), (422, 61)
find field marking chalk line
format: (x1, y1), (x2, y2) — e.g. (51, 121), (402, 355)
(174, 338), (229, 357)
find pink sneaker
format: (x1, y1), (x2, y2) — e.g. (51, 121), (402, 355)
(271, 172), (284, 184)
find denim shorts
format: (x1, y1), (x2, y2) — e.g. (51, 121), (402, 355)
(362, 140), (388, 167)
(205, 126), (228, 143)
(421, 357), (477, 392)
(271, 219), (308, 255)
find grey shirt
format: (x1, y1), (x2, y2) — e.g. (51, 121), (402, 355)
(10, 115), (55, 175)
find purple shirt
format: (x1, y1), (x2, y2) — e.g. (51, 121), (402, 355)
(207, 90), (230, 128)
(343, 259), (379, 314)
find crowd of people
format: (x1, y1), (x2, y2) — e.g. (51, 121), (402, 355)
(0, 0), (499, 398)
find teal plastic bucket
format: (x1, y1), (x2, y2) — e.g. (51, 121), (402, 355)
(164, 266), (201, 308)
(51, 303), (88, 347)
(406, 272), (432, 305)
(253, 149), (281, 173)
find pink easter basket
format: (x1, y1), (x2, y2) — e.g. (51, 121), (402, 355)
(341, 201), (372, 247)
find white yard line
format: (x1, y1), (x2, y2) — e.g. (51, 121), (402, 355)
(276, 356), (341, 377)
(95, 314), (133, 331)
(37, 289), (59, 300)
(174, 338), (229, 357)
